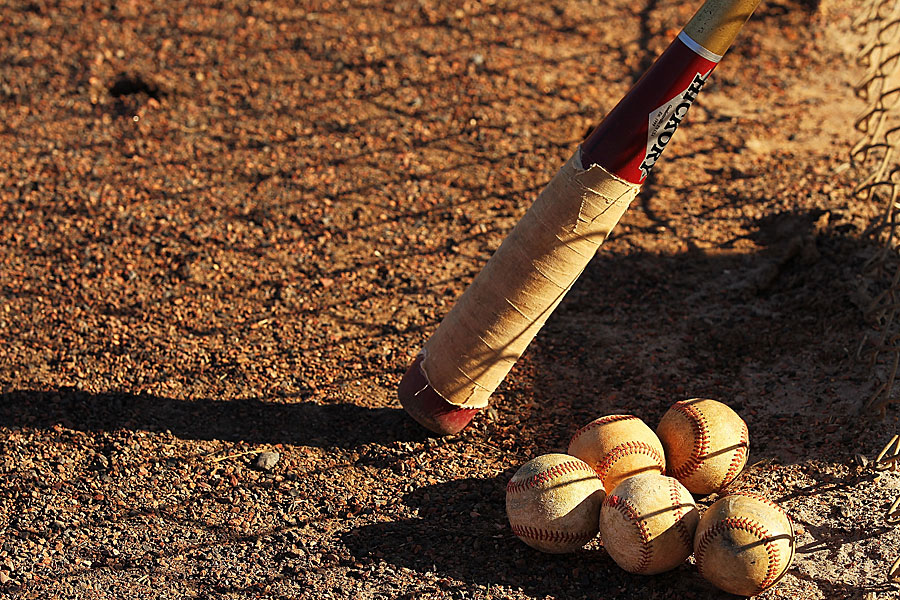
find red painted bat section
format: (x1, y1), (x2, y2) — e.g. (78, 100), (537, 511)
(398, 355), (479, 435)
(581, 37), (718, 183)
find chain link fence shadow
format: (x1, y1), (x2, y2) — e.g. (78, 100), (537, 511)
(852, 0), (900, 415)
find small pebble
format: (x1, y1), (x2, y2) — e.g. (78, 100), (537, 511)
(255, 452), (280, 471)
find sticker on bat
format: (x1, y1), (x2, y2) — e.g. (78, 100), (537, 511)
(638, 69), (712, 181)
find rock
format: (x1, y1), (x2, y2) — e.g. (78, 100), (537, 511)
(92, 454), (110, 470)
(255, 452), (280, 471)
(0, 571), (9, 584)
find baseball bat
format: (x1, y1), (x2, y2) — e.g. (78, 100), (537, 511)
(398, 0), (762, 435)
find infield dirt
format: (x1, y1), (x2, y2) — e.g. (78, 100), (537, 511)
(2, 0), (899, 598)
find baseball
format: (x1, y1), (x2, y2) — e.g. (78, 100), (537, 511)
(568, 414), (666, 492)
(656, 398), (749, 495)
(694, 492), (795, 596)
(599, 471), (699, 574)
(506, 453), (606, 553)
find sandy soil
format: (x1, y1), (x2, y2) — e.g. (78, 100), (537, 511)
(2, 0), (900, 598)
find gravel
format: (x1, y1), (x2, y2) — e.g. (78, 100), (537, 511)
(0, 0), (892, 598)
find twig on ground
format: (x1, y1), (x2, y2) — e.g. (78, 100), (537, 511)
(208, 448), (272, 463)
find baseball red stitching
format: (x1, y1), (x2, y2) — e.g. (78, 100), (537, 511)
(594, 441), (665, 481)
(569, 415), (637, 447)
(695, 516), (782, 593)
(604, 494), (653, 573)
(507, 460), (598, 495)
(721, 420), (750, 489)
(594, 414), (636, 425)
(510, 524), (595, 545)
(668, 478), (694, 550)
(667, 402), (709, 480)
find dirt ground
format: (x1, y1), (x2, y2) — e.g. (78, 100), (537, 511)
(3, 0), (900, 598)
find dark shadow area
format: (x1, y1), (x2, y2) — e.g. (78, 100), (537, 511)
(514, 206), (876, 465)
(0, 390), (427, 448)
(108, 72), (163, 100)
(632, 0), (663, 80)
(341, 475), (723, 599)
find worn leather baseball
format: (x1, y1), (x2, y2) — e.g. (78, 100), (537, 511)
(567, 415), (666, 492)
(694, 492), (795, 596)
(656, 398), (749, 495)
(506, 453), (606, 553)
(599, 472), (699, 574)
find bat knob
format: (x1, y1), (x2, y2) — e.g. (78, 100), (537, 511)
(398, 354), (479, 435)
